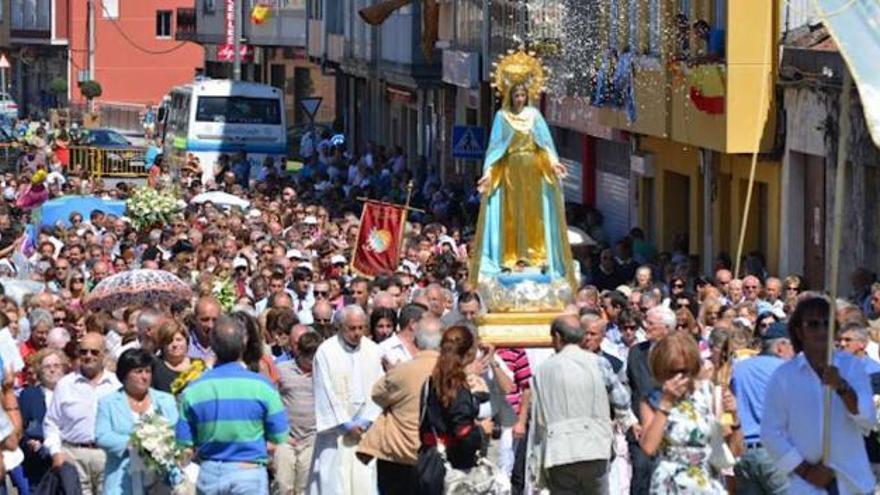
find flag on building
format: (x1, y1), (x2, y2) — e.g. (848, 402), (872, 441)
(351, 201), (406, 277)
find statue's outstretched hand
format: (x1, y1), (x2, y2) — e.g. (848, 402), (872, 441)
(553, 162), (568, 180)
(477, 173), (491, 194)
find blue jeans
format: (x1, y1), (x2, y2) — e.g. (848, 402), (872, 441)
(734, 446), (789, 495)
(197, 460), (269, 495)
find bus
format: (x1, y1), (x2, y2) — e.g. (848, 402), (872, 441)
(160, 79), (287, 180)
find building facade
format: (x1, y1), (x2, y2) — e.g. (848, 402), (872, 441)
(180, 0), (336, 131)
(67, 0), (203, 108)
(9, 0), (68, 117)
(585, 0), (783, 274)
(779, 36), (880, 292)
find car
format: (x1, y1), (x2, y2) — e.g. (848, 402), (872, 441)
(0, 127), (19, 172)
(78, 128), (145, 175)
(0, 93), (19, 121)
(80, 128), (136, 148)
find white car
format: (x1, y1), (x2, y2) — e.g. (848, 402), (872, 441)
(0, 93), (18, 120)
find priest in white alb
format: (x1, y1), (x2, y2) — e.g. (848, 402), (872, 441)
(310, 304), (385, 495)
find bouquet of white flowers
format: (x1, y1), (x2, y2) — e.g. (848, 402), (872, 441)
(212, 277), (236, 313)
(126, 186), (184, 230)
(130, 412), (190, 492)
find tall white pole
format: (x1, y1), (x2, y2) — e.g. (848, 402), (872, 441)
(233, 0), (242, 81)
(88, 0), (96, 112)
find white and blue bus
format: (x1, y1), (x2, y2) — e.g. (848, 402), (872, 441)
(160, 79), (287, 180)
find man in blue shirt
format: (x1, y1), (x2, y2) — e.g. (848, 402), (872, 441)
(231, 152), (251, 189)
(731, 322), (794, 494)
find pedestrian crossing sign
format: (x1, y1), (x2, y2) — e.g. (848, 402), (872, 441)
(452, 125), (485, 160)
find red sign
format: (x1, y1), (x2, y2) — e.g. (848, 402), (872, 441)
(218, 44), (252, 62)
(226, 0), (235, 45)
(351, 202), (406, 277)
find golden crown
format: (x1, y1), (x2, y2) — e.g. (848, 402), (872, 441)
(490, 49), (548, 103)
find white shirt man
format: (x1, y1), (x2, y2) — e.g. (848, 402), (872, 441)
(310, 305), (384, 495)
(762, 301), (876, 495)
(44, 333), (120, 495)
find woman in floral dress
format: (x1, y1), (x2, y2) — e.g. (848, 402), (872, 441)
(639, 332), (743, 494)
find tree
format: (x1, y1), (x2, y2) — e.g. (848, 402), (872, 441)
(79, 80), (102, 109)
(48, 78), (68, 108)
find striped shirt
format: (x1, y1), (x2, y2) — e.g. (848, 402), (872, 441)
(497, 347), (532, 415)
(176, 362), (288, 463)
(276, 360), (316, 440)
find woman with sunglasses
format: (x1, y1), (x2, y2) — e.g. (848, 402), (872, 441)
(640, 332), (742, 494)
(65, 271), (87, 311)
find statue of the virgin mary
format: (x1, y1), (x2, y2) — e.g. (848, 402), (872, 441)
(470, 50), (577, 312)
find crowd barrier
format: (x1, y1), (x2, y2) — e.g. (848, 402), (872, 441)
(69, 146), (149, 179)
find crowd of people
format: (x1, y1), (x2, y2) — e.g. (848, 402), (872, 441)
(0, 118), (873, 495)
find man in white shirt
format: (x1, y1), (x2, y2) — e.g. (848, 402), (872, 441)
(378, 303), (424, 369)
(44, 332), (120, 495)
(310, 305), (384, 495)
(762, 296), (876, 495)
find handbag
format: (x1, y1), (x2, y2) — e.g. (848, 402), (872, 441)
(709, 385), (736, 471)
(416, 382), (511, 495)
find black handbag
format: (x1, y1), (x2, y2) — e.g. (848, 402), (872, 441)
(417, 382), (446, 495)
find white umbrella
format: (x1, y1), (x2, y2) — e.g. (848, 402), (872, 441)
(0, 278), (46, 306)
(567, 226), (597, 247)
(191, 191), (251, 209)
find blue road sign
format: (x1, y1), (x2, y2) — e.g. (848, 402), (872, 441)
(452, 125), (486, 160)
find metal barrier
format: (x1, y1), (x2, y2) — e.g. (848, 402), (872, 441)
(69, 146), (149, 179)
(0, 144), (21, 173)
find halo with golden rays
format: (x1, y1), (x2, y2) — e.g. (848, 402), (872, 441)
(490, 49), (548, 104)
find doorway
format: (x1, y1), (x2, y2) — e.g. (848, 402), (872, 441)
(804, 154), (825, 289)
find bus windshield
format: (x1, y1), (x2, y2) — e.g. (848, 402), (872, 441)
(195, 96), (281, 125)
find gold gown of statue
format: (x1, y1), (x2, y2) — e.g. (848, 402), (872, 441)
(490, 128), (558, 269)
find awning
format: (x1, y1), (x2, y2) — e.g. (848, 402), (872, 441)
(816, 0), (880, 146)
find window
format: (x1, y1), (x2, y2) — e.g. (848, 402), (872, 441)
(204, 0), (215, 13)
(281, 0), (305, 10)
(156, 10), (172, 38)
(195, 96), (282, 125)
(102, 0), (118, 19)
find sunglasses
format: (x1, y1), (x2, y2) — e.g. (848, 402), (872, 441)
(803, 318), (829, 329)
(622, 324), (638, 331)
(314, 291), (329, 297)
(672, 283), (685, 289)
(78, 348), (102, 356)
(785, 286), (800, 292)
(315, 317), (331, 324)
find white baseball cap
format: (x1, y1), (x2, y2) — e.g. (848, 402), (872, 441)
(286, 249), (306, 260)
(303, 215), (319, 225)
(232, 257), (249, 270)
(331, 254), (347, 265)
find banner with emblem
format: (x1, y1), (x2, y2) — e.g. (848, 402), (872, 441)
(351, 201), (406, 277)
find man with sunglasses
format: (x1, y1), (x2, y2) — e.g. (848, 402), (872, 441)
(44, 333), (119, 495)
(762, 297), (875, 495)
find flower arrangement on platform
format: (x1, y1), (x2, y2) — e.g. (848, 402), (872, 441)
(126, 187), (183, 230)
(170, 359), (206, 396)
(212, 278), (236, 313)
(130, 413), (186, 487)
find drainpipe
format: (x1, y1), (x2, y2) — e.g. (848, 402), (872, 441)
(701, 148), (714, 276)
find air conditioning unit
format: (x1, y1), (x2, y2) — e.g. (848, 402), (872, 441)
(630, 153), (655, 177)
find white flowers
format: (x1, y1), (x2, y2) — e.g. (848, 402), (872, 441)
(126, 187), (183, 230)
(130, 413), (180, 477)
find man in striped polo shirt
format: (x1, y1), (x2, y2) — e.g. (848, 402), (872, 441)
(176, 315), (289, 494)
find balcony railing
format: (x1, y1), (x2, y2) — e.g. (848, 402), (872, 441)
(176, 8), (198, 41)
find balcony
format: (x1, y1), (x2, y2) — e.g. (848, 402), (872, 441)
(175, 8), (198, 42)
(594, 0), (777, 154)
(308, 19), (323, 58)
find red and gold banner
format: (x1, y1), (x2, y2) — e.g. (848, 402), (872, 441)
(352, 201), (405, 277)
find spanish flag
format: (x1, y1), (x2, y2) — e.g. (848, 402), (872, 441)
(688, 65), (725, 115)
(251, 4), (272, 25)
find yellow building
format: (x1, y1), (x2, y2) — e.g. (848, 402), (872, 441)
(595, 0), (782, 274)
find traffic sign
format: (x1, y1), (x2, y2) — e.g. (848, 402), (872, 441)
(300, 97), (322, 121)
(451, 125), (485, 160)
(0, 55), (9, 69)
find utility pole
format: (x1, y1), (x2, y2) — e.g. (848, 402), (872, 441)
(233, 0), (242, 81)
